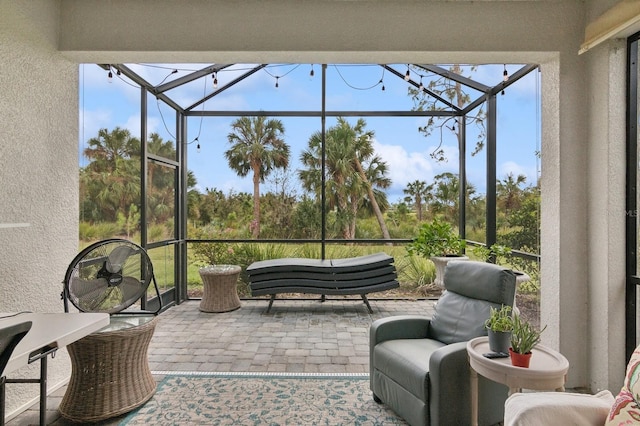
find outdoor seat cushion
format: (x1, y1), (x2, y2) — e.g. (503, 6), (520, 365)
(373, 338), (446, 400)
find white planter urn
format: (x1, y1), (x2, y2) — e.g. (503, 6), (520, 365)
(430, 255), (469, 289)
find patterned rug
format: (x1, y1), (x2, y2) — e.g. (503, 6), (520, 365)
(119, 373), (406, 425)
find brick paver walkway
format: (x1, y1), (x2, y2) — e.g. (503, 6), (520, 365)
(149, 298), (436, 374)
(7, 298), (435, 425)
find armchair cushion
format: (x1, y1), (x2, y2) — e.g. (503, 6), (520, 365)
(374, 338), (446, 400)
(429, 261), (516, 344)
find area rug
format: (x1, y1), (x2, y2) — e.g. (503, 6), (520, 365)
(119, 372), (406, 425)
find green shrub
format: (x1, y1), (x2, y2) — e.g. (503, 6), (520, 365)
(396, 254), (435, 290)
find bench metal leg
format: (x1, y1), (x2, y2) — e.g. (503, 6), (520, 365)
(361, 294), (373, 314)
(265, 294), (276, 313)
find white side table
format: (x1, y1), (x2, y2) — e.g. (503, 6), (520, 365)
(466, 336), (569, 426)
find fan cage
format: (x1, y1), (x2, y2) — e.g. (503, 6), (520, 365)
(63, 239), (161, 315)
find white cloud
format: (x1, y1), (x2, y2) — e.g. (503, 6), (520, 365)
(499, 160), (539, 186)
(373, 140), (459, 202)
(80, 108), (112, 142)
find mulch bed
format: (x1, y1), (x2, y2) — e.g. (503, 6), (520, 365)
(187, 285), (541, 329)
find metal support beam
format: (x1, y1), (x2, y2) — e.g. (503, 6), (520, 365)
(186, 64), (267, 111)
(176, 111), (187, 305)
(321, 64), (327, 260)
(416, 64), (490, 92)
(459, 117), (467, 241)
(486, 93), (497, 248)
(156, 64), (233, 94)
(382, 64), (462, 112)
(113, 64), (184, 112)
(186, 110), (457, 117)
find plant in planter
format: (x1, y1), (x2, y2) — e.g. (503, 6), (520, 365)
(472, 244), (512, 264)
(406, 217), (467, 288)
(509, 313), (547, 367)
(484, 305), (514, 354)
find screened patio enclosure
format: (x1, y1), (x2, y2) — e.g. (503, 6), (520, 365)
(87, 62), (540, 309)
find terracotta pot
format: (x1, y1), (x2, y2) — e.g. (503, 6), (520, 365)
(509, 347), (532, 368)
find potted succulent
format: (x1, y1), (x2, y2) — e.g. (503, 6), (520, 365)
(406, 216), (468, 288)
(509, 313), (547, 368)
(484, 305), (513, 354)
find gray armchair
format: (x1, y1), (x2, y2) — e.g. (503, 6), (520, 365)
(370, 260), (517, 426)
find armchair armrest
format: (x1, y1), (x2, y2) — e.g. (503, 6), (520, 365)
(430, 341), (509, 426)
(429, 342), (469, 426)
(370, 315), (431, 347)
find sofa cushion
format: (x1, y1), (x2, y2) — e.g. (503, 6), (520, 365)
(606, 345), (640, 424)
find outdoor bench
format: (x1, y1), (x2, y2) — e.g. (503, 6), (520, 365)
(246, 252), (399, 313)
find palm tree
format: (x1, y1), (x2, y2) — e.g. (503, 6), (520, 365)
(497, 173), (527, 213)
(299, 118), (391, 239)
(82, 127), (141, 222)
(84, 127), (140, 173)
(345, 118), (391, 240)
(429, 172), (476, 223)
(403, 180), (432, 221)
(225, 116), (289, 238)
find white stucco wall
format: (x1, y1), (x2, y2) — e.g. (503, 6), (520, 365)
(585, 37), (627, 392)
(0, 1), (79, 418)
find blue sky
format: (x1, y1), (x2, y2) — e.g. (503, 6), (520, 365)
(79, 63), (540, 203)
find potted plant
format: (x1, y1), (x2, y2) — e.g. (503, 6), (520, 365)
(509, 314), (547, 368)
(484, 305), (513, 354)
(406, 217), (468, 288)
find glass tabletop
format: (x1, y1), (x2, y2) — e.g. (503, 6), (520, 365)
(98, 314), (155, 332)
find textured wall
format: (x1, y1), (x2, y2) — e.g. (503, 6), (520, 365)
(0, 1), (79, 418)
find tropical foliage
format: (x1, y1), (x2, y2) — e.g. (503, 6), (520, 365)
(79, 122), (541, 295)
(299, 118), (391, 239)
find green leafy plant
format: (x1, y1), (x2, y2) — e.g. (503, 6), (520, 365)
(485, 305), (514, 332)
(510, 314), (547, 354)
(406, 217), (466, 258)
(473, 244), (512, 264)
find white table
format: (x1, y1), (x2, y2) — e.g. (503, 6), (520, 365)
(0, 312), (109, 425)
(466, 336), (569, 426)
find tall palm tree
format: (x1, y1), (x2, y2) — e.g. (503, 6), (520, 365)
(299, 118), (391, 239)
(344, 118), (391, 240)
(403, 180), (432, 221)
(225, 116), (289, 238)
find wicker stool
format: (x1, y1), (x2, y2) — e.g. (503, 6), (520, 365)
(58, 315), (158, 423)
(199, 265), (242, 312)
